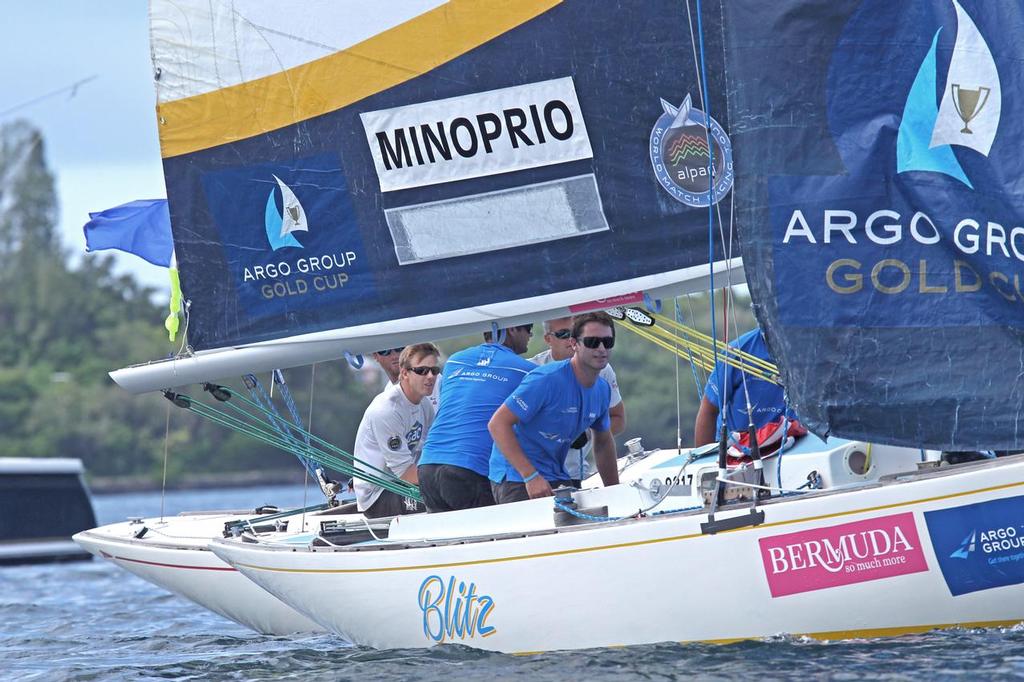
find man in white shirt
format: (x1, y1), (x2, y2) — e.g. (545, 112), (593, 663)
(354, 343), (440, 518)
(530, 316), (626, 482)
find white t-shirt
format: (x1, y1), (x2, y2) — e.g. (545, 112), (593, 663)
(529, 349), (622, 478)
(353, 381), (434, 511)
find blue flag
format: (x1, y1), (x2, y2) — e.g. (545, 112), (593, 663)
(83, 199), (173, 267)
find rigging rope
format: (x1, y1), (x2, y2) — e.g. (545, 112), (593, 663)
(243, 373), (319, 479)
(616, 310), (780, 385)
(164, 386), (421, 501)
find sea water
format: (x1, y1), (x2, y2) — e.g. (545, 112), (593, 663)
(2, 485), (1023, 681)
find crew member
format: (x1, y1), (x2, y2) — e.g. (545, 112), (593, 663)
(417, 325), (535, 512)
(693, 327), (788, 446)
(368, 345), (440, 409)
(488, 312), (620, 503)
(531, 316), (626, 483)
(370, 347), (403, 384)
(353, 343), (440, 518)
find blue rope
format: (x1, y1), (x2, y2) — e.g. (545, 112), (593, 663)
(650, 503), (704, 517)
(553, 499), (706, 523)
(694, 0), (723, 411)
(554, 499), (624, 523)
(273, 370), (310, 448)
(491, 322), (506, 345)
(243, 373), (319, 479)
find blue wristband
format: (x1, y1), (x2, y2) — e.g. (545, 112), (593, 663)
(523, 470), (540, 483)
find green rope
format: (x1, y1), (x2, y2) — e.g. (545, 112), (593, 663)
(167, 390), (422, 501)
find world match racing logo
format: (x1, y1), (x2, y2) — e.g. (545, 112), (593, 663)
(649, 93), (733, 208)
(264, 175), (309, 250)
(896, 0), (1001, 189)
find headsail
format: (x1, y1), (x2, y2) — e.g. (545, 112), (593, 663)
(720, 0), (1024, 449)
(118, 0), (741, 392)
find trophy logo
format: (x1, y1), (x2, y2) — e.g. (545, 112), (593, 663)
(950, 84), (991, 135)
(649, 93), (733, 208)
(264, 175), (309, 251)
(896, 0), (1001, 190)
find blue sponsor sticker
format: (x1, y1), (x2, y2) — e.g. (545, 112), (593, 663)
(923, 495), (1024, 596)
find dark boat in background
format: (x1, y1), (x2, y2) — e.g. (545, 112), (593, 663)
(0, 458), (96, 565)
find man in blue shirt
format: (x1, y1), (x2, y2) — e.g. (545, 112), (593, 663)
(694, 327), (788, 445)
(488, 312), (620, 503)
(417, 324), (535, 512)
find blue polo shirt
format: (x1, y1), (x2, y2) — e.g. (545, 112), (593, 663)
(489, 360), (611, 484)
(704, 328), (788, 433)
(418, 343), (535, 476)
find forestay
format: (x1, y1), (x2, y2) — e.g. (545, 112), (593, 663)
(720, 0), (1024, 449)
(119, 0), (743, 392)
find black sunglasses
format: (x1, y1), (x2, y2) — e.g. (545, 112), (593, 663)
(409, 365), (441, 376)
(580, 336), (615, 349)
(375, 347), (405, 356)
(548, 329), (572, 340)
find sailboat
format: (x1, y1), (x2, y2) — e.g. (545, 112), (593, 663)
(100, 0), (1024, 651)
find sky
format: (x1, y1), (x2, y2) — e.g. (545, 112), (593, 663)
(2, 2), (168, 290)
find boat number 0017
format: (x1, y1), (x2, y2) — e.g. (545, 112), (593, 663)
(417, 575), (497, 643)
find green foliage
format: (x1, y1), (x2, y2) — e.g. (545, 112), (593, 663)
(0, 120), (761, 483)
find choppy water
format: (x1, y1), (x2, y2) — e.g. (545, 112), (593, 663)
(3, 485), (1023, 681)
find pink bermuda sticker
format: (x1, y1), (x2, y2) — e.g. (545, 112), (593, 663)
(759, 512), (929, 598)
(568, 292), (644, 313)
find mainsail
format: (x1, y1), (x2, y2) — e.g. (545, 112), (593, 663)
(114, 0), (742, 393)
(720, 0), (1024, 449)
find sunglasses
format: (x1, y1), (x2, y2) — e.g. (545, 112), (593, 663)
(579, 336), (615, 349)
(375, 347), (405, 356)
(408, 365), (442, 376)
(548, 329), (572, 340)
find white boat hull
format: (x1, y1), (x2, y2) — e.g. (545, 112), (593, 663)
(74, 512), (324, 635)
(211, 457), (1024, 652)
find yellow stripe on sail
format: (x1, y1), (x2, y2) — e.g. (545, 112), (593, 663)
(157, 0), (563, 158)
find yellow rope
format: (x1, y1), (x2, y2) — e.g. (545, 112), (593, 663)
(649, 311), (779, 375)
(618, 312), (781, 385)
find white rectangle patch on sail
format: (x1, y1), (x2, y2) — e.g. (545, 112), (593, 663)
(385, 175), (608, 264)
(361, 78), (594, 192)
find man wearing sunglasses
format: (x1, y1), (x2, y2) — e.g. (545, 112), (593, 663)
(353, 343), (440, 518)
(531, 317), (626, 483)
(488, 312), (620, 503)
(370, 347), (403, 384)
(367, 346), (441, 410)
(417, 324), (536, 513)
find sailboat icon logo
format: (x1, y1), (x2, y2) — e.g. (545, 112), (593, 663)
(949, 529), (976, 559)
(896, 0), (1001, 189)
(264, 175), (309, 251)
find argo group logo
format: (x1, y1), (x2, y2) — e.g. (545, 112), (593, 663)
(768, 0), (1024, 329)
(264, 175), (308, 251)
(200, 153), (372, 313)
(924, 495), (1024, 596)
(649, 94), (733, 208)
(896, 0), (1001, 189)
